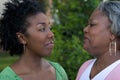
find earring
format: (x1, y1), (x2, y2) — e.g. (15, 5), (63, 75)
(109, 41), (116, 56)
(23, 44), (26, 53)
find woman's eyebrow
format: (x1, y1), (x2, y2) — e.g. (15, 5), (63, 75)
(37, 22), (46, 25)
(37, 22), (51, 26)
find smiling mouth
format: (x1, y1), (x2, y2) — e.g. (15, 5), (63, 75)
(83, 36), (89, 42)
(84, 36), (88, 40)
(45, 41), (54, 48)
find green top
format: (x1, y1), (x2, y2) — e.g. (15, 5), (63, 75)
(0, 61), (68, 80)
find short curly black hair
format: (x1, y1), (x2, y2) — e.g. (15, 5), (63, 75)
(0, 0), (47, 56)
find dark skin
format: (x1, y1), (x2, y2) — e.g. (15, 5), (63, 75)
(11, 13), (55, 80)
(90, 51), (120, 79)
(11, 58), (56, 80)
(83, 9), (120, 79)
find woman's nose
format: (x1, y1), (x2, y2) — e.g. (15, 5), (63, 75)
(48, 29), (54, 39)
(83, 25), (89, 33)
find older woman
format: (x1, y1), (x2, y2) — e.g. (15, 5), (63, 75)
(0, 0), (68, 80)
(76, 1), (120, 80)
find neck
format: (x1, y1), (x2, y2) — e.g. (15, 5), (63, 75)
(20, 54), (43, 68)
(95, 50), (120, 66)
(11, 53), (48, 74)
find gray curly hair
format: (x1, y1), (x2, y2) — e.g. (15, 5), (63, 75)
(98, 1), (120, 37)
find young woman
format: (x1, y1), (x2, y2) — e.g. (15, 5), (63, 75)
(0, 0), (68, 80)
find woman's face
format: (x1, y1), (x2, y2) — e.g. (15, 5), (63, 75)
(24, 13), (54, 57)
(83, 9), (112, 56)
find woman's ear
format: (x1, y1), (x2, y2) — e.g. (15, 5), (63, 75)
(16, 32), (27, 44)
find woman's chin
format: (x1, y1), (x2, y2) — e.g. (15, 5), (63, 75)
(45, 51), (53, 56)
(83, 44), (88, 50)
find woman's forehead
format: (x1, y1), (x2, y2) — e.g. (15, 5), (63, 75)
(26, 13), (49, 24)
(89, 9), (108, 21)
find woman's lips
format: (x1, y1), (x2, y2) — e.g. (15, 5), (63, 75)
(45, 41), (54, 48)
(83, 36), (89, 43)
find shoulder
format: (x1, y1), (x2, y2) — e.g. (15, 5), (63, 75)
(46, 60), (66, 72)
(0, 66), (22, 80)
(78, 59), (94, 72)
(106, 62), (120, 79)
(49, 61), (68, 80)
(76, 59), (95, 80)
(49, 61), (66, 73)
(0, 66), (12, 76)
(0, 66), (14, 80)
(49, 61), (63, 69)
(81, 59), (94, 67)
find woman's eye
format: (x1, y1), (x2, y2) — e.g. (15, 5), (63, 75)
(89, 23), (95, 27)
(39, 27), (46, 32)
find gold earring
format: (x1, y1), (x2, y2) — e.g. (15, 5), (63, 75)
(109, 41), (116, 56)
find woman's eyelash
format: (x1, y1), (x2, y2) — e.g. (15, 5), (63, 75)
(88, 23), (96, 27)
(90, 23), (95, 26)
(39, 27), (45, 31)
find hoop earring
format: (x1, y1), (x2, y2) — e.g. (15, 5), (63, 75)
(109, 41), (116, 56)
